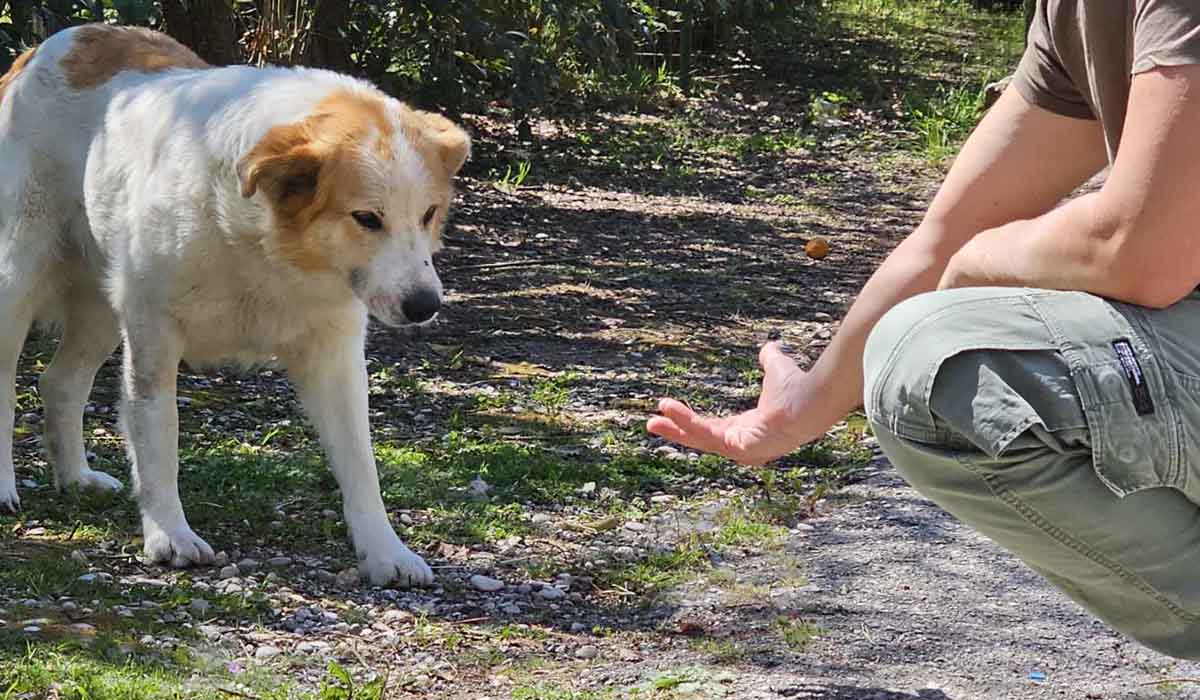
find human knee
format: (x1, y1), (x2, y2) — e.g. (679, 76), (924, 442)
(863, 291), (962, 435)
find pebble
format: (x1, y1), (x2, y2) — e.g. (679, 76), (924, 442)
(575, 645), (599, 660)
(68, 622), (97, 638)
(650, 494), (677, 504)
(531, 513), (554, 525)
(382, 609), (411, 624)
(539, 586), (567, 601)
(189, 599), (212, 614)
(313, 569), (337, 584)
(470, 575), (505, 592)
(199, 624), (223, 640)
(335, 568), (360, 589)
(297, 640), (330, 654)
(255, 645), (282, 660)
(69, 550), (88, 565)
(237, 558), (260, 573)
(213, 551), (230, 567)
(570, 622), (588, 633)
(267, 556), (293, 568)
(624, 521), (647, 532)
(22, 625), (41, 634)
(321, 509), (339, 520)
(219, 565), (240, 580)
(398, 512), (414, 526)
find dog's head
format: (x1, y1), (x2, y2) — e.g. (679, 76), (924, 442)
(237, 89), (470, 327)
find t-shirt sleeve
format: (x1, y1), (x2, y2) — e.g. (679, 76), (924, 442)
(1010, 4), (1095, 120)
(1133, 0), (1200, 75)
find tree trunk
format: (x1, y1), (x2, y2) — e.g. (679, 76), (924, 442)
(159, 0), (241, 66)
(9, 0), (35, 44)
(304, 0), (352, 72)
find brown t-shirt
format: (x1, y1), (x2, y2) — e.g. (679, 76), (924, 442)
(1012, 0), (1200, 161)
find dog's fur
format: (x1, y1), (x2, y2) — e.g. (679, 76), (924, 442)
(0, 25), (471, 586)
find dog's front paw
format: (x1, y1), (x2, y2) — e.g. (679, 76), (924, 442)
(0, 473), (19, 513)
(359, 537), (434, 588)
(60, 467), (123, 494)
(143, 519), (215, 568)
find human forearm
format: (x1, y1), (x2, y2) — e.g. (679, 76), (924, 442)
(941, 191), (1199, 308)
(792, 230), (956, 429)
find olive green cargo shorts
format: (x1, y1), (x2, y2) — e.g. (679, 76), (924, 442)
(864, 287), (1200, 659)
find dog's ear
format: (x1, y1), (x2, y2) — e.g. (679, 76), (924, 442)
(237, 123), (324, 206)
(416, 111), (471, 176)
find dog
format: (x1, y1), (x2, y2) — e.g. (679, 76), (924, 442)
(0, 24), (471, 587)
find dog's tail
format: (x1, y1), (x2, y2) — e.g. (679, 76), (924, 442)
(0, 46), (37, 110)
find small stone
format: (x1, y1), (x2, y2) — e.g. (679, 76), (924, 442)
(199, 624), (223, 640)
(213, 551), (230, 567)
(237, 558), (260, 573)
(267, 556), (293, 568)
(189, 599), (212, 614)
(20, 479), (37, 489)
(650, 494), (676, 504)
(219, 565), (239, 580)
(517, 583), (533, 595)
(313, 569), (336, 584)
(77, 573), (98, 584)
(67, 622), (97, 638)
(335, 567), (360, 589)
(321, 509), (338, 520)
(501, 604), (521, 615)
(570, 622), (588, 633)
(531, 513), (553, 525)
(321, 611), (339, 623)
(69, 550), (88, 565)
(539, 586), (566, 601)
(255, 645), (282, 660)
(470, 575), (505, 592)
(382, 609), (411, 624)
(297, 640), (330, 654)
(398, 512), (414, 526)
(577, 481), (597, 496)
(22, 625), (41, 634)
(575, 645), (599, 660)
(624, 521), (646, 532)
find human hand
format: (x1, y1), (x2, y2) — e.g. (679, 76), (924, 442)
(646, 342), (819, 467)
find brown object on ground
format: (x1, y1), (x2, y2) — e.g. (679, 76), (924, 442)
(805, 237), (831, 259)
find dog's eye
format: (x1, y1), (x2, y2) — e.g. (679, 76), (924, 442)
(421, 205), (438, 228)
(351, 211), (384, 231)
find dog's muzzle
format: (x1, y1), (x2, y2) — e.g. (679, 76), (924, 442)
(369, 289), (441, 327)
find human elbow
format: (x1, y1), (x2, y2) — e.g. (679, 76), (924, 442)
(1103, 229), (1197, 309)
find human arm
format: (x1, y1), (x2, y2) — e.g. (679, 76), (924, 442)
(647, 87), (1108, 465)
(940, 65), (1200, 308)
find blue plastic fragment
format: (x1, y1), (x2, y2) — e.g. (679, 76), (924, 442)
(1029, 671), (1047, 681)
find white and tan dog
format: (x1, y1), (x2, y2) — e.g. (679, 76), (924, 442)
(0, 24), (471, 586)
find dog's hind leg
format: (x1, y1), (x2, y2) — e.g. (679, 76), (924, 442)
(40, 278), (122, 494)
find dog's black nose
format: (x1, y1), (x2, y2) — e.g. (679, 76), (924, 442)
(402, 289), (441, 323)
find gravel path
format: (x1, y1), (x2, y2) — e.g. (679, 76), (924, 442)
(768, 457), (1200, 700)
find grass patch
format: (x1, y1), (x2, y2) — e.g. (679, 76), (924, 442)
(906, 82), (988, 162)
(776, 617), (824, 652)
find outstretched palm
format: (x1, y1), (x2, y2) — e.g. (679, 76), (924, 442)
(646, 342), (813, 466)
